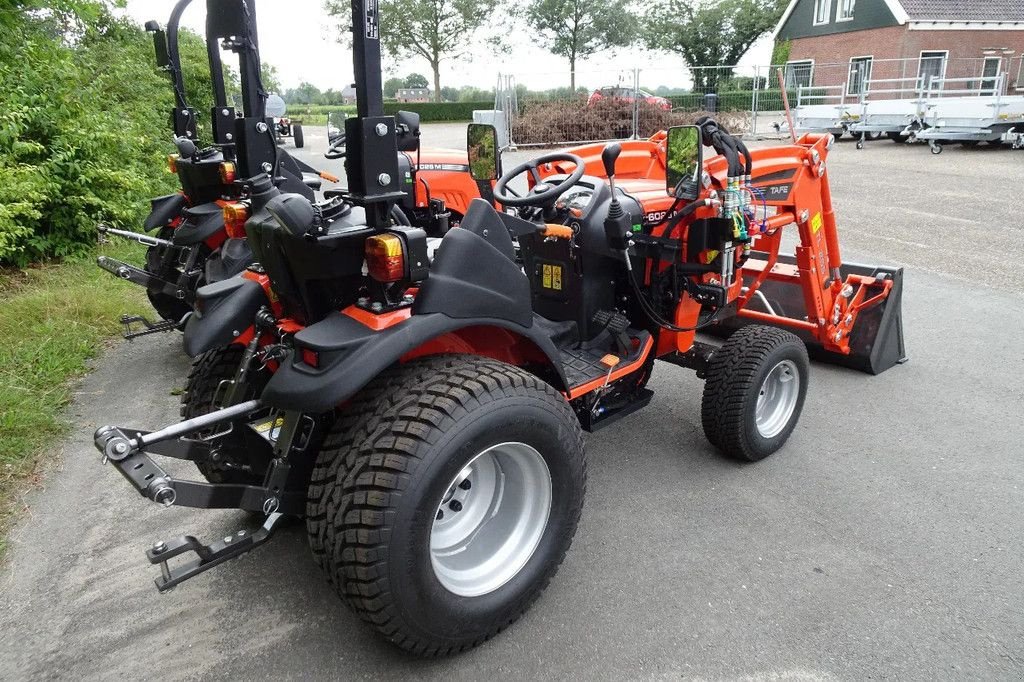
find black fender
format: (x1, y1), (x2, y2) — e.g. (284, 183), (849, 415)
(260, 311), (569, 414)
(173, 203), (224, 246)
(183, 277), (269, 357)
(143, 193), (187, 231)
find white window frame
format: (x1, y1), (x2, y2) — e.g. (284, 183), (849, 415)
(918, 50), (949, 89)
(813, 0), (833, 26)
(785, 59), (815, 89)
(1017, 55), (1024, 91)
(837, 0), (855, 22)
(847, 55), (873, 96)
(980, 56), (1001, 94)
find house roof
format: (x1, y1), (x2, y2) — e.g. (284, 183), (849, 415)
(899, 0), (1024, 22)
(772, 0), (1024, 39)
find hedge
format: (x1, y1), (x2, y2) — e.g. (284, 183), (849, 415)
(666, 89), (828, 112)
(383, 101), (493, 122)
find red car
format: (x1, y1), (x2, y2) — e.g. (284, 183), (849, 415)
(588, 86), (671, 110)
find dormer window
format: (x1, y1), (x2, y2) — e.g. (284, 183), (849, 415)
(813, 0), (832, 25)
(837, 0), (855, 21)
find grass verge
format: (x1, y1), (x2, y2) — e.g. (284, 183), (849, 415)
(0, 241), (146, 558)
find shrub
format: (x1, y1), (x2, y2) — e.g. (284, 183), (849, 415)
(511, 99), (750, 145)
(0, 10), (214, 265)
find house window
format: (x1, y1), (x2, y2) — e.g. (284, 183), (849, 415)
(980, 57), (1001, 94)
(785, 60), (814, 88)
(837, 0), (855, 21)
(1017, 56), (1024, 91)
(813, 0), (832, 25)
(918, 51), (948, 89)
(848, 56), (872, 95)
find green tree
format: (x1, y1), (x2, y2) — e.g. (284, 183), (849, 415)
(439, 85), (459, 102)
(260, 63), (281, 94)
(644, 0), (786, 91)
(523, 0), (636, 91)
(402, 73), (429, 89)
(383, 76), (404, 98)
(285, 81), (324, 105)
(324, 0), (495, 102)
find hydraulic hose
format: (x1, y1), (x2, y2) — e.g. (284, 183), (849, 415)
(735, 138), (753, 178)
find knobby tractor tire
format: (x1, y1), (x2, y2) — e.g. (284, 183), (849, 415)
(144, 226), (196, 325)
(306, 355), (586, 656)
(701, 325), (809, 462)
(292, 124), (304, 148)
(305, 360), (451, 576)
(181, 345), (268, 485)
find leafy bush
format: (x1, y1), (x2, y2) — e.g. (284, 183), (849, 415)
(0, 7), (215, 266)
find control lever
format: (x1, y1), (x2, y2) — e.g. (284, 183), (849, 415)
(602, 143), (622, 194)
(601, 143), (631, 251)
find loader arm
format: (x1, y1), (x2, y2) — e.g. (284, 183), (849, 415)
(704, 133), (906, 373)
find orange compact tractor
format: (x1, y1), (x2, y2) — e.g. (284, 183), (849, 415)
(540, 123), (905, 374)
(93, 0), (904, 657)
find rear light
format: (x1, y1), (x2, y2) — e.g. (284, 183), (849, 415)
(365, 233), (406, 283)
(300, 348), (319, 368)
(222, 201), (249, 239)
(219, 161), (236, 184)
(168, 154), (179, 174)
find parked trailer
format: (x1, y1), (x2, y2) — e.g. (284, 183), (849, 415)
(848, 77), (929, 149)
(914, 75), (1024, 154)
(789, 83), (858, 137)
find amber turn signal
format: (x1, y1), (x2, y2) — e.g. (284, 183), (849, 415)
(365, 233), (406, 283)
(219, 161), (236, 184)
(221, 201), (249, 239)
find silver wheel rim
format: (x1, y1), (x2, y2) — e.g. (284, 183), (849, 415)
(430, 442), (552, 597)
(755, 359), (800, 439)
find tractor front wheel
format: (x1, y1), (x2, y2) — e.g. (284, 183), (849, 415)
(292, 124), (304, 148)
(312, 355), (586, 655)
(701, 325), (809, 461)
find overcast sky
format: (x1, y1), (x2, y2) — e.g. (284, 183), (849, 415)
(120, 1), (774, 92)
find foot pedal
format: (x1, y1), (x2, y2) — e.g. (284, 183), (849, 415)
(592, 310), (632, 356)
(146, 512), (284, 591)
(121, 314), (180, 340)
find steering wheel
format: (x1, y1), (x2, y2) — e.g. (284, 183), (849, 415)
(493, 152), (586, 207)
(325, 134), (346, 160)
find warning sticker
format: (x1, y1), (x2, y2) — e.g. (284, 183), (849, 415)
(250, 415), (284, 443)
(810, 212), (823, 234)
(540, 263), (563, 291)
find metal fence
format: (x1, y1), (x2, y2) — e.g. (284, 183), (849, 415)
(498, 55), (1024, 147)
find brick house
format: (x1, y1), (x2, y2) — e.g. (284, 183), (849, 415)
(396, 87), (431, 103)
(773, 0), (1024, 95)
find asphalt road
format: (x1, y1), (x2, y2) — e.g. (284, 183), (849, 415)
(1, 125), (1022, 680)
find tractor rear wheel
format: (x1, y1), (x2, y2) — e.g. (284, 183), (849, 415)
(311, 355), (586, 655)
(181, 345), (269, 485)
(701, 325), (809, 462)
(292, 124), (304, 148)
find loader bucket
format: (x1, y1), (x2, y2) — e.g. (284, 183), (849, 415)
(714, 255), (907, 375)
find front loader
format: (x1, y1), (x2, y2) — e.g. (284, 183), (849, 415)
(90, 0), (906, 656)
(539, 123), (906, 374)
